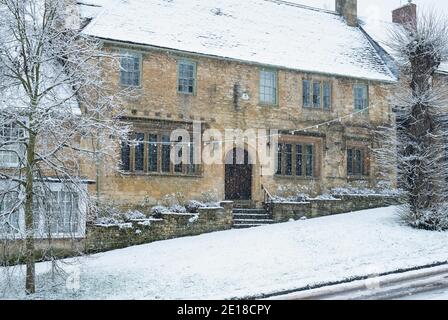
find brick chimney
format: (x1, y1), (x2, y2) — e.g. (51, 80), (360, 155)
(392, 1), (417, 28)
(336, 0), (358, 27)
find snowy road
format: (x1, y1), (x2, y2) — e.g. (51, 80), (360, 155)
(2, 206), (448, 299)
(269, 265), (448, 300)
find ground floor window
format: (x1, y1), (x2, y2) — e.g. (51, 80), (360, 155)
(276, 139), (316, 178)
(347, 148), (368, 177)
(120, 120), (200, 176)
(0, 183), (86, 239)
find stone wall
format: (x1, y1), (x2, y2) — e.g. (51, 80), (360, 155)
(85, 201), (233, 253)
(270, 195), (400, 222)
(1, 202), (233, 264)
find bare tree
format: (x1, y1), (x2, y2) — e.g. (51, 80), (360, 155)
(388, 11), (448, 230)
(0, 0), (130, 294)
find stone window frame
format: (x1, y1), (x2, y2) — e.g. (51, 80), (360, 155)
(346, 141), (370, 179)
(120, 119), (202, 178)
(119, 50), (143, 88)
(177, 59), (197, 95)
(259, 68), (278, 106)
(353, 83), (369, 111)
(275, 135), (321, 179)
(302, 78), (332, 111)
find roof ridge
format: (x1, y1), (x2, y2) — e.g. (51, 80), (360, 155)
(263, 0), (337, 15)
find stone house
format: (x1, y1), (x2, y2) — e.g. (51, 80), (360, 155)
(77, 0), (397, 210)
(0, 0), (403, 249)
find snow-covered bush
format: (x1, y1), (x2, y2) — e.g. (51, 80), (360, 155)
(123, 211), (147, 221)
(186, 200), (205, 213)
(95, 216), (123, 226)
(272, 193), (309, 203)
(151, 206), (169, 218)
(170, 205), (187, 214)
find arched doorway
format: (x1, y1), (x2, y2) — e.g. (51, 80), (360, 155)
(225, 148), (252, 200)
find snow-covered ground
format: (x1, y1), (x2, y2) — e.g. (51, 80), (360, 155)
(1, 206), (448, 300)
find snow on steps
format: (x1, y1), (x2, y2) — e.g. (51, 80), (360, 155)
(233, 208), (274, 229)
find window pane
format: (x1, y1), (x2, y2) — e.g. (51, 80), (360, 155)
(260, 70), (277, 105)
(0, 122), (23, 168)
(296, 145), (303, 176)
(178, 61), (196, 94)
(174, 137), (183, 173)
(347, 149), (353, 176)
(121, 140), (131, 171)
(148, 134), (158, 172)
(162, 134), (171, 173)
(285, 144), (292, 176)
(276, 143), (283, 175)
(120, 53), (141, 87)
(323, 82), (331, 110)
(354, 84), (368, 111)
(306, 145), (313, 177)
(187, 143), (196, 174)
(303, 80), (311, 108)
(135, 133), (145, 171)
(313, 81), (321, 108)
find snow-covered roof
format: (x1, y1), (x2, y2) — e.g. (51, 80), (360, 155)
(82, 0), (396, 83)
(361, 18), (448, 75)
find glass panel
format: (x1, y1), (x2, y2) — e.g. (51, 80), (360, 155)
(178, 61), (196, 94)
(306, 145), (313, 177)
(296, 144), (303, 176)
(121, 140), (131, 171)
(260, 70), (277, 105)
(354, 84), (368, 111)
(276, 143), (283, 175)
(148, 134), (158, 172)
(303, 80), (311, 108)
(120, 53), (141, 87)
(187, 143), (196, 174)
(285, 144), (292, 176)
(135, 133), (145, 171)
(347, 149), (353, 176)
(313, 81), (321, 108)
(174, 137), (183, 173)
(162, 134), (171, 173)
(323, 82), (331, 110)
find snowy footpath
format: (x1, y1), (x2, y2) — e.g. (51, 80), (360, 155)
(1, 206), (448, 300)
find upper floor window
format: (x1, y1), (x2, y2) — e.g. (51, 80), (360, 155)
(120, 51), (141, 87)
(178, 60), (196, 94)
(0, 123), (25, 168)
(354, 84), (368, 111)
(303, 80), (331, 110)
(259, 69), (277, 105)
(347, 148), (368, 177)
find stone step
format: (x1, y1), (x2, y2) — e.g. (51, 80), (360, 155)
(233, 213), (271, 220)
(233, 208), (267, 214)
(233, 223), (268, 229)
(233, 219), (274, 224)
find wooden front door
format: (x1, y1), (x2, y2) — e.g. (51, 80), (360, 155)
(225, 148), (252, 200)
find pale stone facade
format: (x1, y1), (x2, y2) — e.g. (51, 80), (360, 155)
(90, 42), (396, 209)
